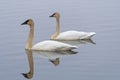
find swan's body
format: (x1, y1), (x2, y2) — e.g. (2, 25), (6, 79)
(32, 40), (76, 51)
(50, 12), (96, 40)
(54, 30), (96, 40)
(21, 19), (77, 51)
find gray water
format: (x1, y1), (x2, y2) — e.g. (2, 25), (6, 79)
(0, 0), (120, 80)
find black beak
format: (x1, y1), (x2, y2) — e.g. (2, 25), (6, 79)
(49, 13), (55, 17)
(21, 20), (29, 25)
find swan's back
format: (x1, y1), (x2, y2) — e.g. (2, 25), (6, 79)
(32, 40), (77, 51)
(55, 30), (96, 40)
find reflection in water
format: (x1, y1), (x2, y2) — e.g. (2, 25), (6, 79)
(22, 50), (34, 79)
(53, 39), (96, 46)
(49, 58), (59, 66)
(22, 50), (77, 79)
(21, 39), (95, 79)
(33, 50), (77, 66)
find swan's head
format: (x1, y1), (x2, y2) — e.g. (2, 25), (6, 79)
(49, 12), (60, 19)
(21, 19), (34, 27)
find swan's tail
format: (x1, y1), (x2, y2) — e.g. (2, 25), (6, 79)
(71, 46), (78, 49)
(87, 32), (96, 39)
(81, 32), (96, 39)
(89, 32), (96, 37)
(67, 46), (78, 51)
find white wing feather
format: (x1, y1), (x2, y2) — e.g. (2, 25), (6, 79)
(55, 30), (96, 40)
(32, 40), (77, 51)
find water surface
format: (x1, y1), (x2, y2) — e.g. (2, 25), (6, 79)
(0, 0), (120, 80)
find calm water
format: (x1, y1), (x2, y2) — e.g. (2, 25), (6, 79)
(0, 0), (120, 80)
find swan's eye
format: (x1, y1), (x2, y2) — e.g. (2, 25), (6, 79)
(53, 13), (56, 16)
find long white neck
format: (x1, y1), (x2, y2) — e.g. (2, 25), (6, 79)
(51, 17), (60, 39)
(25, 25), (34, 49)
(56, 17), (60, 34)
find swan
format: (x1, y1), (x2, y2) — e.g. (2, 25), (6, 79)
(49, 12), (96, 40)
(21, 19), (77, 51)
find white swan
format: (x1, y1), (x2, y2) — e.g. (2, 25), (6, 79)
(21, 19), (77, 51)
(49, 12), (96, 40)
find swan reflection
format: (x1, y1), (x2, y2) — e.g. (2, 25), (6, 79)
(33, 50), (77, 66)
(22, 50), (34, 79)
(22, 50), (77, 79)
(53, 39), (96, 46)
(49, 58), (59, 66)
